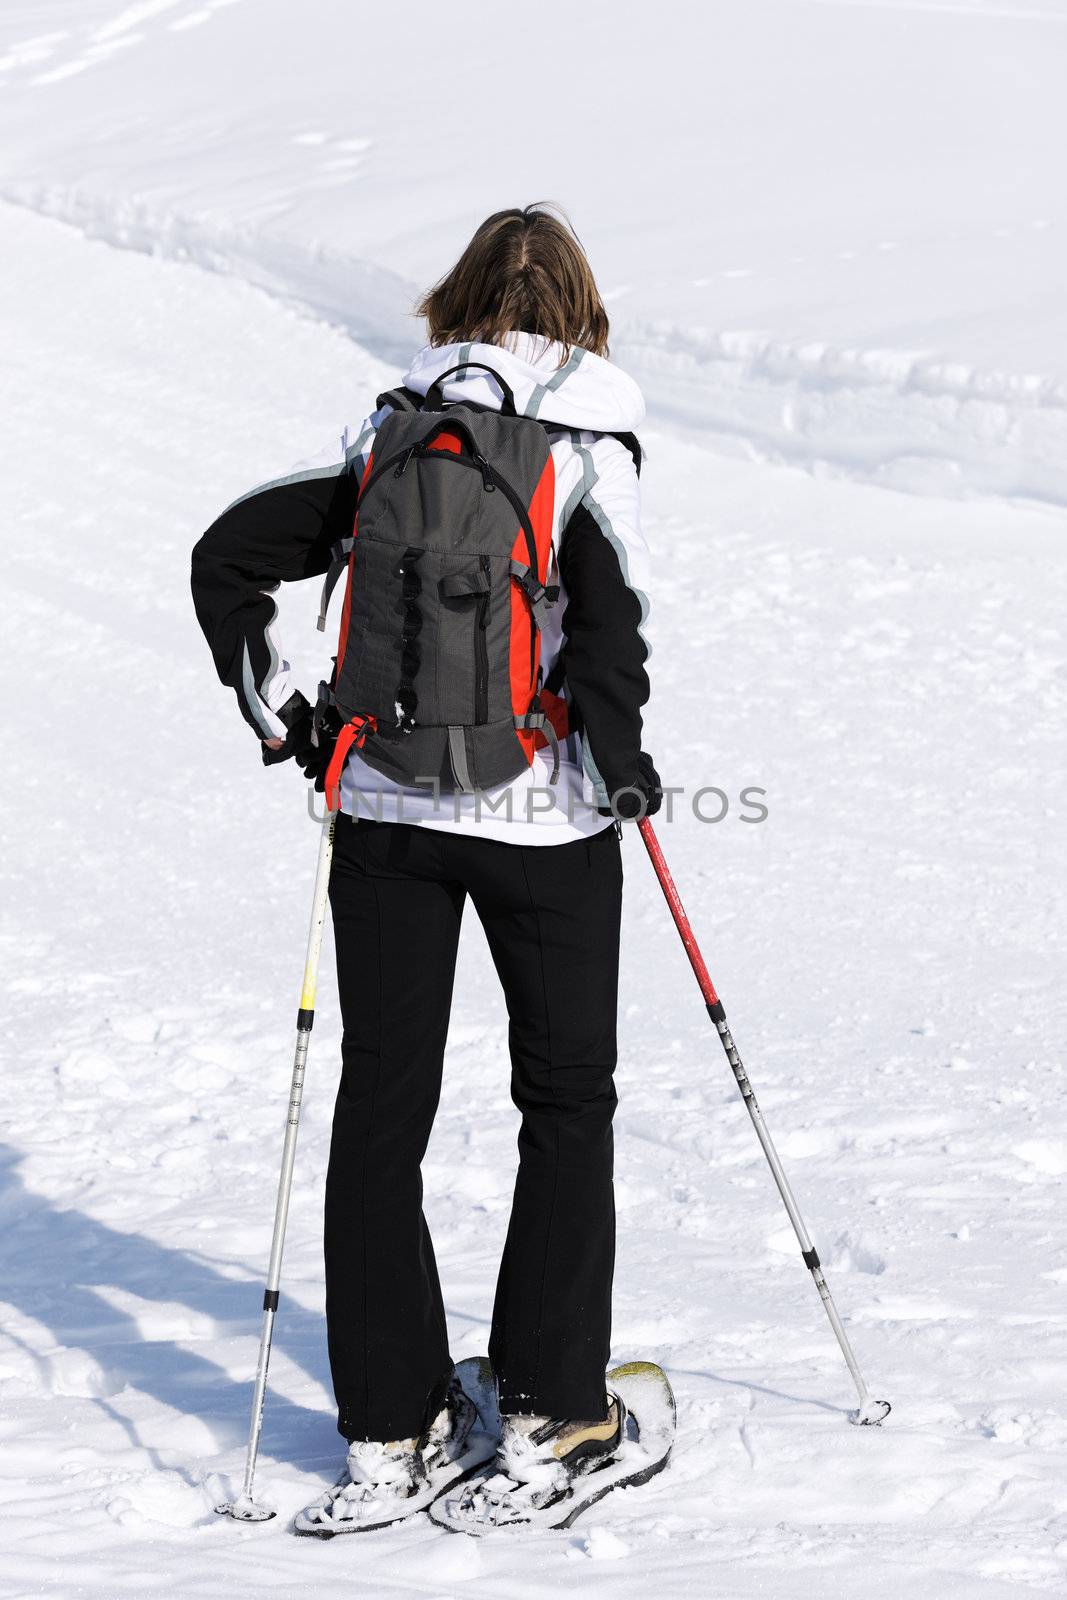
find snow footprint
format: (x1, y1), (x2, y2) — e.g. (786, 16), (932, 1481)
(30, 2), (242, 83)
(47, 1347), (126, 1400)
(766, 1227), (886, 1274)
(823, 1230), (887, 1275)
(170, 0), (242, 31)
(0, 32), (69, 75)
(291, 129), (374, 188)
(1012, 1139), (1067, 1177)
(852, 1295), (970, 1324)
(974, 1407), (1067, 1451)
(568, 1526), (630, 1560)
(775, 1126), (847, 1159)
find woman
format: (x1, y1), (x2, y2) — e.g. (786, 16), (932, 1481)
(192, 205), (661, 1532)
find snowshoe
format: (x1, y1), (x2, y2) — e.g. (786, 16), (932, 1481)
(294, 1355), (498, 1536)
(428, 1360), (675, 1534)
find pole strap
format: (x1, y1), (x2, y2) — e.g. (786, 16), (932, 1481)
(324, 713), (378, 812)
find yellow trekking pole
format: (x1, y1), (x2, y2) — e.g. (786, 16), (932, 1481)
(217, 807), (338, 1521)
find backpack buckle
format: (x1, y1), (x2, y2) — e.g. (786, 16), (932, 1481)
(509, 561), (559, 630)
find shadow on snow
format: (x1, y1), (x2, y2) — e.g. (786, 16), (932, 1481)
(0, 1143), (339, 1484)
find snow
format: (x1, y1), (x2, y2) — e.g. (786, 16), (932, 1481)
(4, 0), (1067, 498)
(2, 2), (1066, 1596)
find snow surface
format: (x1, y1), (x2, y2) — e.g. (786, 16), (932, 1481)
(3, 0), (1067, 500)
(2, 3), (1066, 1597)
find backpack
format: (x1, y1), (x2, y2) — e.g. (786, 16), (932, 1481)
(316, 362), (568, 810)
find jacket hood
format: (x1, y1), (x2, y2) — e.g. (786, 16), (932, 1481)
(403, 333), (645, 433)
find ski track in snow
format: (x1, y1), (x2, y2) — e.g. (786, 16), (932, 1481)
(6, 180), (1067, 509)
(2, 195), (1066, 1597)
(3, 0), (1067, 512)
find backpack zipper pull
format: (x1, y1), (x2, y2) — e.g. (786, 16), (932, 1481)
(394, 446), (418, 478)
(473, 453), (496, 492)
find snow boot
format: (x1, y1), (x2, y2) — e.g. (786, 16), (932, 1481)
(294, 1356), (498, 1536)
(429, 1361), (676, 1534)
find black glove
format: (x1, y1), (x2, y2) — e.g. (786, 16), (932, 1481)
(261, 690), (334, 792)
(598, 751), (663, 820)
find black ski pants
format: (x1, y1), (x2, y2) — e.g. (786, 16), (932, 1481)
(324, 813), (623, 1442)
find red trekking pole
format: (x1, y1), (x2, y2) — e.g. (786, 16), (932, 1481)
(638, 818), (890, 1426)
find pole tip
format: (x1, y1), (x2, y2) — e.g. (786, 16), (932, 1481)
(850, 1399), (891, 1426)
(215, 1499), (277, 1522)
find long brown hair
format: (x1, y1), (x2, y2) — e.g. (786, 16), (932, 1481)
(416, 204), (610, 363)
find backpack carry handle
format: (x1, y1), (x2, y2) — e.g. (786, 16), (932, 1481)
(423, 362), (518, 416)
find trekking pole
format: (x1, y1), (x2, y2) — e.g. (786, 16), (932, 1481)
(216, 805), (338, 1521)
(637, 818), (890, 1426)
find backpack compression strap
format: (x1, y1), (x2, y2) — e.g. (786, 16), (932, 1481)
(515, 700), (561, 784)
(394, 546), (425, 735)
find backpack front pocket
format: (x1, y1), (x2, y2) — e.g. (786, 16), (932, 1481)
(438, 558), (493, 725)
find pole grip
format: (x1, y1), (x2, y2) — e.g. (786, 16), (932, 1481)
(638, 819), (720, 1007)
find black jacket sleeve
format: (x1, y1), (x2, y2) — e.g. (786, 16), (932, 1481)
(190, 459), (361, 738)
(557, 500), (651, 803)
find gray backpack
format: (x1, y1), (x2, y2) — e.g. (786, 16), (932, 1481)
(317, 362), (565, 808)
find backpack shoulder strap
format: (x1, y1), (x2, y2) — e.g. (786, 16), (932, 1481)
(611, 431), (642, 475)
(375, 385), (424, 413)
(539, 422), (642, 476)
